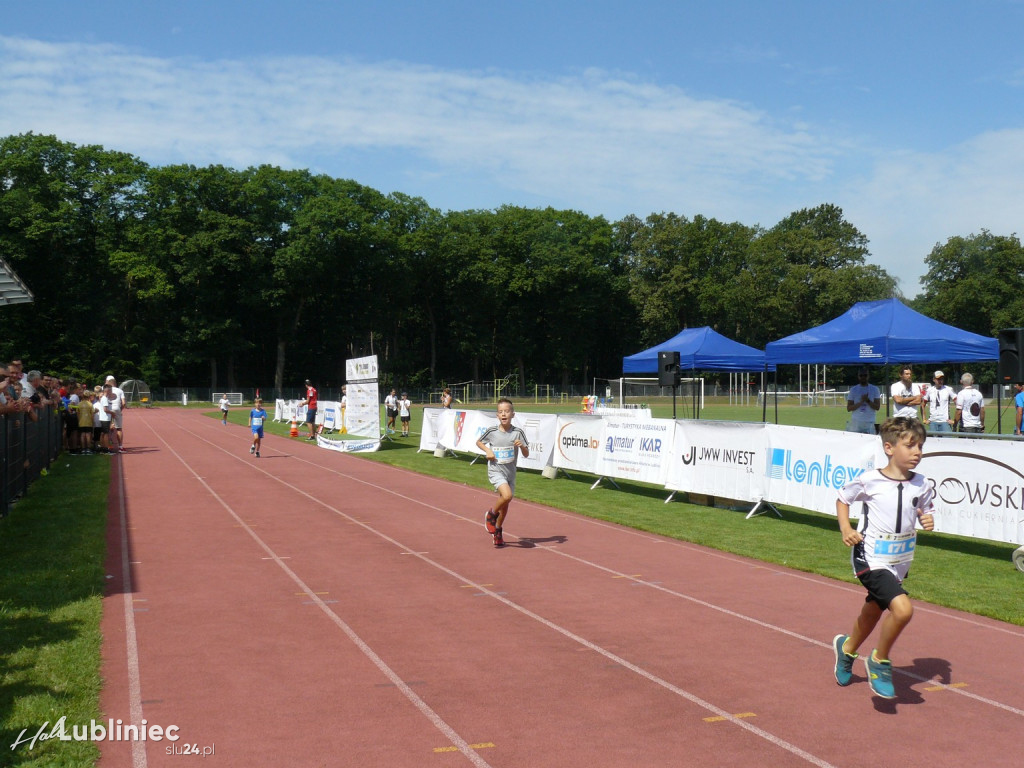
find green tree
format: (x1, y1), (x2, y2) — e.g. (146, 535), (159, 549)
(915, 231), (1024, 336)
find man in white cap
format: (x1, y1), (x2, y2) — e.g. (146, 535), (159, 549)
(924, 370), (953, 433)
(954, 372), (985, 433)
(106, 376), (126, 446)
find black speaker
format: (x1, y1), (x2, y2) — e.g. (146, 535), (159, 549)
(658, 350), (680, 387)
(999, 328), (1024, 383)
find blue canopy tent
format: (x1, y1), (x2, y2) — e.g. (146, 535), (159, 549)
(623, 326), (773, 373)
(764, 298), (1000, 426)
(764, 298), (998, 365)
(623, 327), (772, 420)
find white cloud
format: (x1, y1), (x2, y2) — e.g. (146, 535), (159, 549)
(0, 35), (830, 212)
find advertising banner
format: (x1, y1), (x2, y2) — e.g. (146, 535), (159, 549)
(346, 355), (379, 382)
(665, 420), (767, 503)
(595, 417), (675, 485)
(552, 415), (604, 475)
(919, 437), (1024, 545)
(762, 425), (879, 516)
(418, 407), (446, 452)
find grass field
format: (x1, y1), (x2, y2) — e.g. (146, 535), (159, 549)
(0, 457), (109, 767)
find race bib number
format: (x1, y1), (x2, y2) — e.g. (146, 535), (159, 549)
(871, 531), (916, 565)
(251, 416), (264, 427)
(492, 445), (516, 465)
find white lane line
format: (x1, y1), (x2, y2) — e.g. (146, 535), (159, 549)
(113, 455), (148, 768)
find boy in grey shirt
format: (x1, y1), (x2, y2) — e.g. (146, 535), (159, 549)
(477, 398), (530, 548)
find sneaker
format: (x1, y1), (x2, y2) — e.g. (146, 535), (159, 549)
(484, 509), (498, 534)
(832, 634), (857, 686)
(255, 451), (260, 458)
(250, 445), (255, 455)
(865, 650), (896, 699)
(493, 528), (504, 548)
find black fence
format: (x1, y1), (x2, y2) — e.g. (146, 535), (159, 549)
(1, 407), (62, 517)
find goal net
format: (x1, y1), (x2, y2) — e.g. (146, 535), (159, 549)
(213, 392), (245, 405)
(608, 377), (704, 414)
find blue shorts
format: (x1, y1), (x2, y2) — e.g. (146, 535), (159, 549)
(251, 427), (264, 438)
(306, 407), (317, 424)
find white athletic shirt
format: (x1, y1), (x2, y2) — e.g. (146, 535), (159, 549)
(890, 381), (923, 419)
(837, 469), (935, 581)
(846, 383), (880, 424)
(955, 388), (985, 429)
(926, 385), (953, 424)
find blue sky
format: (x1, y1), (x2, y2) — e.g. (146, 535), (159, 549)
(3, 1), (1024, 296)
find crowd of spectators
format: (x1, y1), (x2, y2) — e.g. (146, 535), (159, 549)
(0, 359), (125, 454)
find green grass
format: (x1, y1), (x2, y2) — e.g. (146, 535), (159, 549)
(213, 403), (1024, 626)
(0, 457), (110, 768)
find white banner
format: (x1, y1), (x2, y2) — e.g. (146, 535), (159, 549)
(344, 382), (380, 438)
(918, 437), (1024, 545)
(595, 418), (675, 485)
(316, 434), (380, 453)
(418, 407), (446, 452)
(509, 413), (557, 472)
(552, 414), (605, 475)
(666, 420), (767, 503)
(346, 355), (379, 382)
(763, 424), (879, 515)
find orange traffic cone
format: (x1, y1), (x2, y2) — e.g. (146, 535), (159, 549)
(290, 415), (299, 437)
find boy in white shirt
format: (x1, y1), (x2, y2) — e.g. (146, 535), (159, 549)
(832, 417), (935, 699)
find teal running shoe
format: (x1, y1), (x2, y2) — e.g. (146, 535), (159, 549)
(833, 634), (857, 686)
(865, 651), (896, 699)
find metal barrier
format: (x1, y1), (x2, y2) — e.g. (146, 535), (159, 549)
(1, 407), (62, 517)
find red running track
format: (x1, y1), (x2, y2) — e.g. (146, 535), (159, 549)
(98, 408), (1024, 767)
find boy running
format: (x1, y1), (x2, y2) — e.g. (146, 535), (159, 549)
(832, 416), (935, 699)
(219, 394), (231, 425)
(476, 398), (529, 548)
(249, 398), (268, 458)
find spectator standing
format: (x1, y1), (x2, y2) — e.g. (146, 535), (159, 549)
(440, 387), (453, 409)
(890, 365), (923, 419)
(924, 371), (954, 433)
(845, 367), (880, 434)
(106, 376), (126, 447)
(301, 379), (318, 440)
(384, 388), (398, 434)
(77, 391), (95, 453)
(399, 392), (412, 437)
(99, 384), (121, 453)
(955, 373), (985, 433)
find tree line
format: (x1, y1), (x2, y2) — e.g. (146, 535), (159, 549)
(1, 133), (1020, 393)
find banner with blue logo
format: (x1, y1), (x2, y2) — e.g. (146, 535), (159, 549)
(763, 425), (878, 514)
(595, 418), (675, 485)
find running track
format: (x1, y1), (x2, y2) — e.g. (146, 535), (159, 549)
(98, 408), (1024, 767)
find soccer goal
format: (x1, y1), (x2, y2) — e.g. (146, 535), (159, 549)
(213, 392), (245, 405)
(609, 377), (704, 412)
